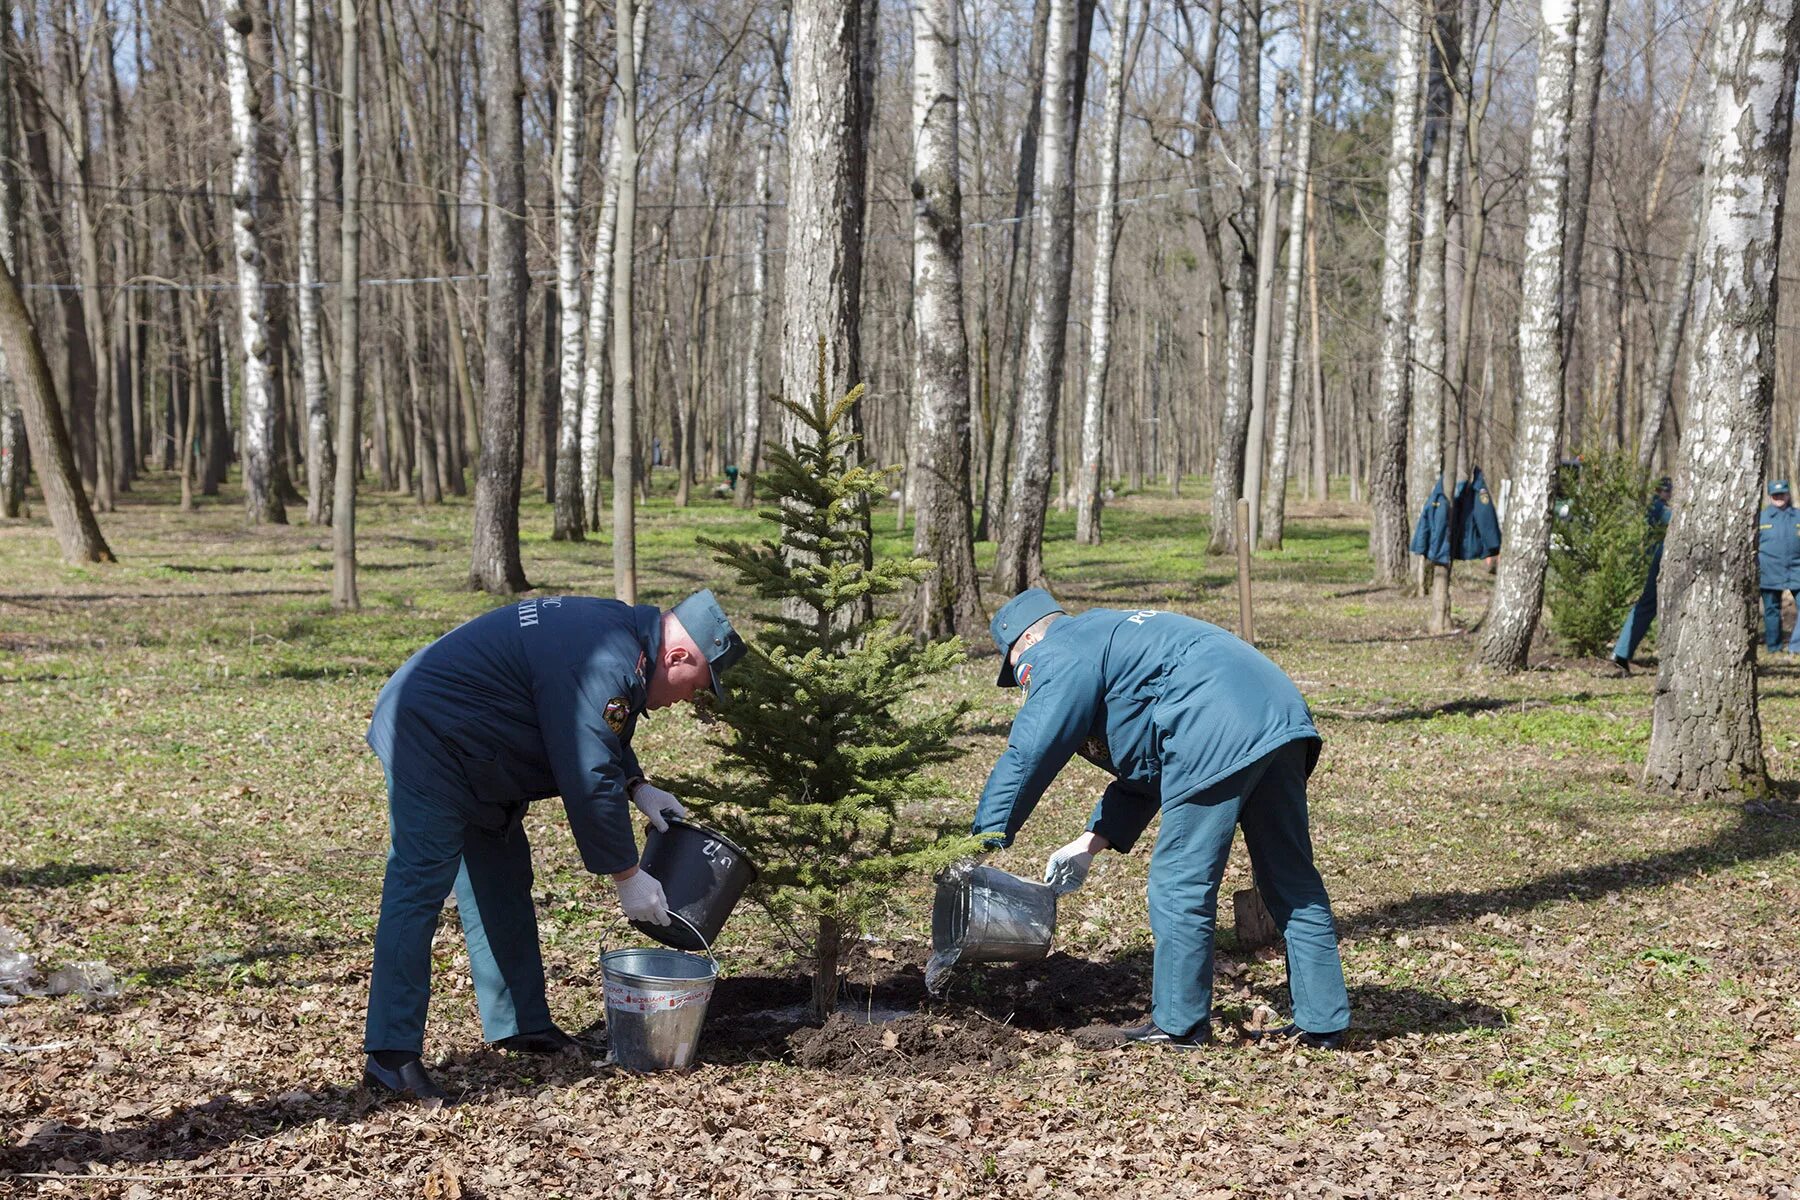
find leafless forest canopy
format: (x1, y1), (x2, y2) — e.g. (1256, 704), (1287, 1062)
(0, 0), (1794, 573)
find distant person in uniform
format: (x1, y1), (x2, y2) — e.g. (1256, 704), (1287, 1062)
(967, 589), (1350, 1050)
(1760, 480), (1800, 653)
(361, 590), (745, 1101)
(1611, 476), (1673, 675)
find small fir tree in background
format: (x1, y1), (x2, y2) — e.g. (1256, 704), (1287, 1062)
(676, 346), (977, 1022)
(1547, 450), (1661, 656)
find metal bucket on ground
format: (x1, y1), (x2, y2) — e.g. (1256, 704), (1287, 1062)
(631, 818), (758, 952)
(931, 864), (1057, 965)
(600, 915), (719, 1072)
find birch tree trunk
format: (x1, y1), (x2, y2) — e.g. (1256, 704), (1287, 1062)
(294, 0), (331, 525)
(1261, 0), (1320, 548)
(905, 0), (983, 639)
(1074, 0), (1136, 546)
(331, 0), (362, 610)
(470, 0), (530, 595)
(611, 0), (642, 602)
(1203, 0), (1259, 556)
(978, 0), (1052, 543)
(994, 0), (1081, 592)
(583, 6), (647, 532)
(1305, 177), (1328, 502)
(1637, 191), (1701, 469)
(1407, 2), (1455, 536)
(552, 0), (586, 541)
(781, 0), (870, 435)
(1558, 0), (1610, 444)
(1370, 0), (1426, 584)
(1645, 0), (1800, 794)
(1242, 77), (1287, 550)
(737, 124), (774, 507)
(224, 2), (283, 525)
(1477, 0), (1579, 669)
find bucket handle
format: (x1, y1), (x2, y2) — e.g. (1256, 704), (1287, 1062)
(602, 910), (722, 979)
(668, 911), (721, 977)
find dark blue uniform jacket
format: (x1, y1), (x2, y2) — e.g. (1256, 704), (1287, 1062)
(367, 597), (656, 875)
(971, 609), (1320, 853)
(1760, 504), (1800, 590)
(1410, 471), (1504, 565)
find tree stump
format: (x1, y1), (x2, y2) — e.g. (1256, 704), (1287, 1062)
(1233, 887), (1279, 949)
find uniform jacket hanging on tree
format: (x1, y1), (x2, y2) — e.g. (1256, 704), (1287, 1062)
(1408, 470), (1504, 566)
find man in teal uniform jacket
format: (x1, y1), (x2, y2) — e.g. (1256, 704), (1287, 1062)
(1760, 481), (1800, 653)
(969, 589), (1350, 1049)
(362, 590), (744, 1100)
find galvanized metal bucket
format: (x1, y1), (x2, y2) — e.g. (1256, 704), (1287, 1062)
(600, 914), (719, 1072)
(931, 865), (1057, 964)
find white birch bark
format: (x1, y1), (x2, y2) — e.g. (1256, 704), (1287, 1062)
(994, 0), (1078, 592)
(582, 5), (647, 532)
(1637, 188), (1702, 470)
(1646, 0), (1800, 793)
(1370, 0), (1426, 583)
(1260, 0), (1321, 548)
(552, 0), (586, 540)
(1407, 0), (1456, 544)
(611, 0), (641, 602)
(223, 2), (281, 524)
(1244, 81), (1285, 550)
(736, 126), (773, 507)
(1477, 0), (1579, 669)
(294, 0), (331, 525)
(1074, 0), (1135, 546)
(907, 0), (983, 637)
(1558, 0), (1610, 422)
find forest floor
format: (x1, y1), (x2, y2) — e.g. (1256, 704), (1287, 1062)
(3, 474), (1799, 1198)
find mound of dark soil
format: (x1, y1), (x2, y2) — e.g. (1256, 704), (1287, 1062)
(787, 1012), (1024, 1076)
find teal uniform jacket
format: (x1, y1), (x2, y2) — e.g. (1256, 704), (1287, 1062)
(1759, 504), (1800, 591)
(970, 608), (1320, 851)
(366, 597), (656, 875)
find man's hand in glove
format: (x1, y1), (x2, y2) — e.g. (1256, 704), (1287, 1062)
(1044, 831), (1111, 895)
(630, 781), (688, 832)
(614, 867), (671, 925)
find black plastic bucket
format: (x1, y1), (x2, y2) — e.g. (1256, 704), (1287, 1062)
(631, 818), (759, 951)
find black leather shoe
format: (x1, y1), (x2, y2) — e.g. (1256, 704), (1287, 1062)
(1610, 656), (1632, 677)
(1250, 1022), (1346, 1050)
(1119, 1020), (1211, 1049)
(362, 1054), (452, 1102)
(494, 1025), (577, 1055)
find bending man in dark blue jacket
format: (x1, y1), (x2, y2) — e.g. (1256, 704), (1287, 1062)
(971, 589), (1349, 1049)
(362, 590), (744, 1100)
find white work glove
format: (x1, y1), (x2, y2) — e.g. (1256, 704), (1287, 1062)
(1044, 832), (1108, 895)
(616, 869), (671, 926)
(631, 781), (688, 833)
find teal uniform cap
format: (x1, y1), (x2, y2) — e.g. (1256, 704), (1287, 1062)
(671, 589), (746, 697)
(990, 588), (1066, 687)
(1771, 480), (1791, 496)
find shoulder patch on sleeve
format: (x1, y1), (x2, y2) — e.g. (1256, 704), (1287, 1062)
(604, 697), (630, 734)
(1018, 662), (1033, 694)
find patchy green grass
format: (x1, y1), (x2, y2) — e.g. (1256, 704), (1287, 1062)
(2, 469), (1798, 1197)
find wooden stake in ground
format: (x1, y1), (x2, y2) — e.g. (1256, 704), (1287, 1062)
(1233, 886), (1279, 949)
(1236, 497), (1254, 644)
(0, 253), (113, 563)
